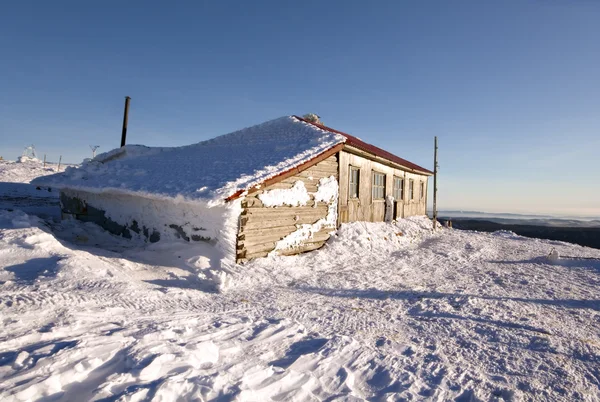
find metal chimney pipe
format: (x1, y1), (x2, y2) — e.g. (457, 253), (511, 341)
(120, 96), (131, 147)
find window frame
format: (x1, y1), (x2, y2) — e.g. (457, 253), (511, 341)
(409, 179), (414, 200)
(393, 176), (404, 201)
(420, 181), (425, 200)
(349, 166), (360, 199)
(371, 171), (386, 200)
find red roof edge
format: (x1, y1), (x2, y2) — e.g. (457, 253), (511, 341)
(292, 115), (433, 175)
(225, 143), (345, 202)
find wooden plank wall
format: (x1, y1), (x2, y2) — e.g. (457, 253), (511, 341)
(237, 155), (339, 262)
(338, 150), (428, 223)
(402, 171), (428, 218)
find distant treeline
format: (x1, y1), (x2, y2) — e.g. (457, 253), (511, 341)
(444, 219), (600, 250)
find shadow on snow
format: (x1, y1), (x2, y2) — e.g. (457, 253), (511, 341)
(297, 287), (600, 313)
(5, 256), (63, 284)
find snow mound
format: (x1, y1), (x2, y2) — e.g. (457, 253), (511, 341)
(328, 216), (437, 251)
(16, 156), (41, 164)
(547, 248), (560, 262)
(492, 229), (520, 238)
(32, 116), (346, 205)
(0, 209), (40, 229)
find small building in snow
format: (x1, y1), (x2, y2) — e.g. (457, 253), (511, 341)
(33, 116), (432, 264)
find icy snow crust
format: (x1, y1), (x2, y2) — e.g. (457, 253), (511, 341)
(2, 212), (600, 400)
(32, 116), (345, 205)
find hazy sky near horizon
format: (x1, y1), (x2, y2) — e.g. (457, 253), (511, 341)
(1, 1), (599, 216)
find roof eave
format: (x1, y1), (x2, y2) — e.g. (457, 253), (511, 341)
(343, 144), (433, 176)
(292, 115), (433, 176)
(224, 142), (345, 202)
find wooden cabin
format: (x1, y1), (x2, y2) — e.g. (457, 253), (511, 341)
(232, 116), (433, 262)
(35, 115), (432, 265)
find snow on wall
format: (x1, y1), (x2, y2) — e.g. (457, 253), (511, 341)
(271, 177), (338, 253)
(258, 181), (311, 207)
(258, 176), (338, 209)
(33, 116), (346, 205)
(385, 195), (395, 222)
(312, 176), (338, 205)
(60, 189), (241, 268)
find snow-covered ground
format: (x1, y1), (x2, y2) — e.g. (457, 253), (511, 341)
(0, 158), (64, 184)
(1, 165), (600, 401)
(0, 158), (66, 220)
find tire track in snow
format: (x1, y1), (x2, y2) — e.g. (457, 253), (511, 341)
(0, 282), (240, 316)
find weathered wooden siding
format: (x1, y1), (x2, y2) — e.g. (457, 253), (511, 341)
(338, 149), (428, 223)
(237, 155), (339, 262)
(402, 171), (428, 218)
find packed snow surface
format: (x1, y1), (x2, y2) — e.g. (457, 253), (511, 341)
(32, 116), (345, 204)
(1, 209), (600, 400)
(3, 159), (600, 401)
(0, 158), (63, 184)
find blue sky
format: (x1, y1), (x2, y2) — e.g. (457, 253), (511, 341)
(1, 1), (598, 216)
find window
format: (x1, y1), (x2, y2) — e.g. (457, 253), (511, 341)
(372, 171), (386, 200)
(420, 181), (425, 200)
(409, 179), (414, 200)
(349, 167), (360, 198)
(393, 176), (404, 201)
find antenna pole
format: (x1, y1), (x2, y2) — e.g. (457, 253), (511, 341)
(433, 136), (438, 230)
(121, 96), (131, 147)
(90, 145), (100, 158)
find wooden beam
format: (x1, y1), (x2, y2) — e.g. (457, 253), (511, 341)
(243, 205), (328, 216)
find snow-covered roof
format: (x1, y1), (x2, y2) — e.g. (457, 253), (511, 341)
(33, 115), (433, 205)
(293, 116), (434, 175)
(33, 116), (346, 205)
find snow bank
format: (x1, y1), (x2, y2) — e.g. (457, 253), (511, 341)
(325, 215), (436, 255)
(32, 116), (346, 205)
(0, 209), (41, 230)
(60, 189), (241, 277)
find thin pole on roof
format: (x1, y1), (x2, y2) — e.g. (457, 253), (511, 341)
(121, 96), (131, 147)
(433, 136), (438, 230)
